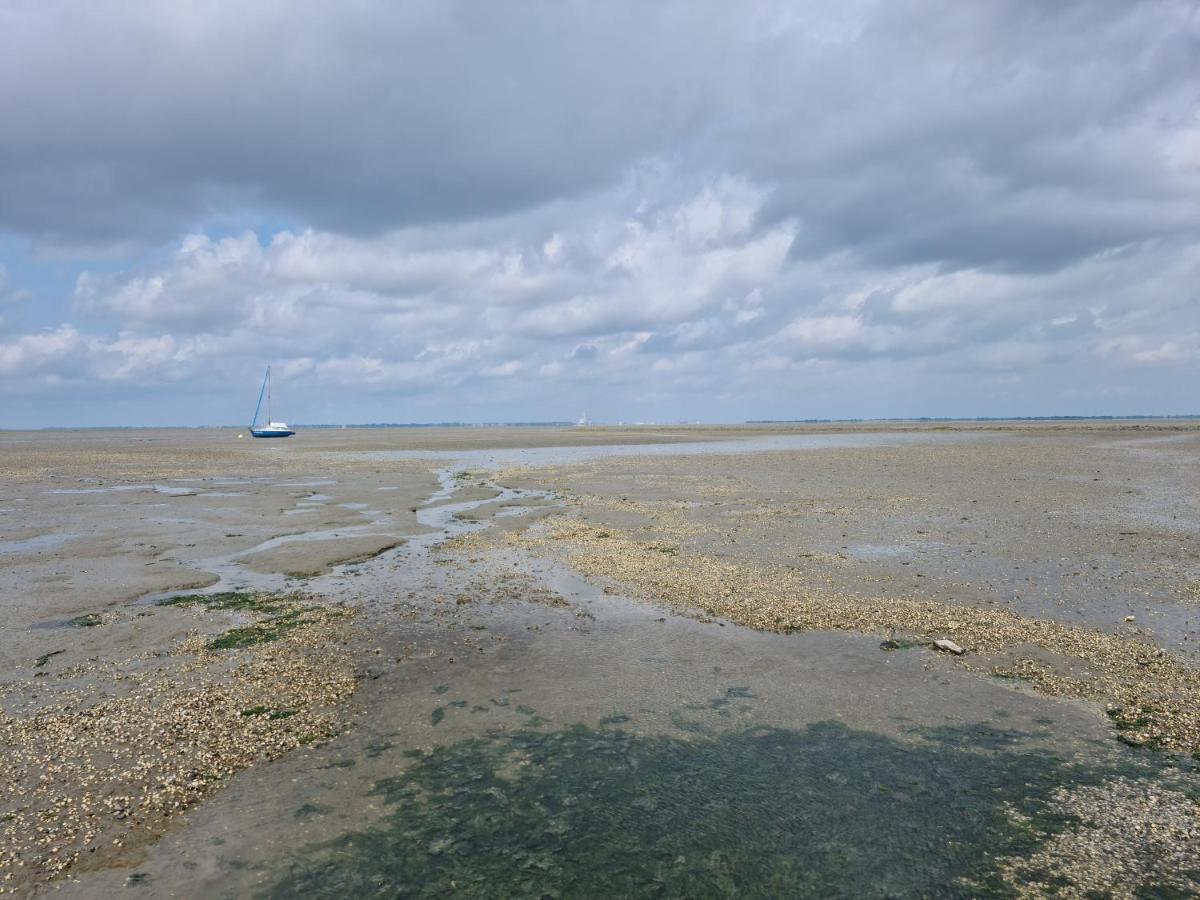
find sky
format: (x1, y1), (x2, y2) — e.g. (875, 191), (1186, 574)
(1, 0), (1197, 427)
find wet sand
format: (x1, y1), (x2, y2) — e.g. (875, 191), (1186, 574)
(2, 423), (1199, 896)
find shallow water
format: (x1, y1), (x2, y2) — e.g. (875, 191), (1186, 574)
(356, 431), (991, 470)
(132, 468), (554, 604)
(43, 483), (197, 496)
(53, 442), (1198, 898)
(265, 718), (1138, 899)
(77, 554), (1167, 900)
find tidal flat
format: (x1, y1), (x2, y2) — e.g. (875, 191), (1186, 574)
(1, 422), (1198, 897)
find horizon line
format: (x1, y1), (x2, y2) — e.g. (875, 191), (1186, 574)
(5, 414), (1200, 432)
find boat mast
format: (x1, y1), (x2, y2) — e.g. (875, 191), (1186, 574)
(251, 367), (268, 429)
(266, 365), (272, 424)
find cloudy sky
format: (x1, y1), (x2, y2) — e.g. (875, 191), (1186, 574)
(1, 0), (1197, 427)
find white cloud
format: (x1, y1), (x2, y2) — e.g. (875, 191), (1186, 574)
(481, 359), (522, 377)
(891, 270), (1015, 315)
(0, 325), (84, 375)
(778, 314), (862, 347)
(1131, 341), (1190, 364)
(542, 234), (564, 262)
(1097, 333), (1200, 366)
(3, 141), (1199, 423)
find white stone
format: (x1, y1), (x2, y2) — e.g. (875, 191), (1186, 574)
(933, 638), (965, 655)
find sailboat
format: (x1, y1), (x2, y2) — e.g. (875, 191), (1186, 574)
(249, 366), (296, 438)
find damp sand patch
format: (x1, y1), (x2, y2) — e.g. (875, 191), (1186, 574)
(238, 535), (406, 577)
(503, 515), (1200, 757)
(0, 590), (360, 892)
(454, 497), (559, 524)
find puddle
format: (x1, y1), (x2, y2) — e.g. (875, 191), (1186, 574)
(0, 532), (76, 555)
(495, 506), (539, 518)
(45, 485), (150, 495)
(175, 478), (253, 485)
(422, 468), (463, 505)
(844, 542), (915, 560)
(31, 613), (105, 630)
(44, 484), (195, 497)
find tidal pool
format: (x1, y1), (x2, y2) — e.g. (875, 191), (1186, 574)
(263, 712), (1159, 899)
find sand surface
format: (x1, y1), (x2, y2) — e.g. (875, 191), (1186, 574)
(2, 422), (1198, 896)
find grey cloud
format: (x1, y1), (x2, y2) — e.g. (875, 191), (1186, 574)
(0, 1), (728, 245)
(2, 0), (1196, 278)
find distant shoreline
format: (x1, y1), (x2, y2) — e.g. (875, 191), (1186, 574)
(6, 414), (1200, 432)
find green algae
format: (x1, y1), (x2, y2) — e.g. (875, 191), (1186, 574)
(207, 615), (312, 650)
(156, 590), (330, 650)
(67, 613), (104, 627)
(879, 637), (927, 651)
(262, 714), (1157, 899)
(157, 591), (291, 614)
(294, 803), (331, 821)
(34, 649), (65, 668)
(1107, 706), (1172, 752)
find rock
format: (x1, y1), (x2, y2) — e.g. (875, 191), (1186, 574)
(1124, 615), (1136, 623)
(933, 639), (965, 655)
(879, 639), (901, 651)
